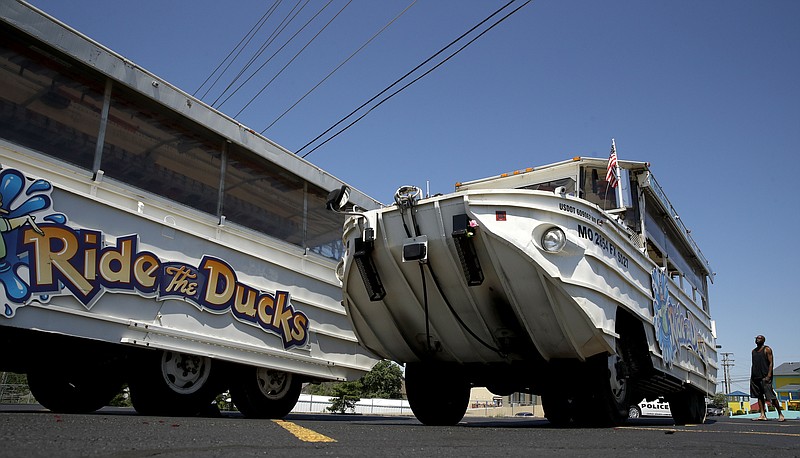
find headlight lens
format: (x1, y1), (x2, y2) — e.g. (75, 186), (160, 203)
(335, 259), (345, 283)
(541, 227), (566, 252)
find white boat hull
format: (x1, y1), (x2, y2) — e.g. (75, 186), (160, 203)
(342, 189), (715, 393)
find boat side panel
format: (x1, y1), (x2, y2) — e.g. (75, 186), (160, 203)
(464, 191), (716, 391)
(0, 157), (377, 381)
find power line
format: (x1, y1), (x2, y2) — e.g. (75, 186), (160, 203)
(295, 0), (517, 156)
(232, 0), (353, 118)
(219, 0), (306, 97)
(202, 0), (291, 102)
(299, 0), (531, 158)
(261, 0), (418, 134)
(213, 0), (315, 108)
(193, 0), (281, 99)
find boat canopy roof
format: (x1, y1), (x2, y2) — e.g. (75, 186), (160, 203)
(0, 1), (380, 212)
(455, 156), (712, 279)
(455, 156), (650, 190)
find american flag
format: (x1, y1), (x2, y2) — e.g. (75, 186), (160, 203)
(606, 140), (618, 188)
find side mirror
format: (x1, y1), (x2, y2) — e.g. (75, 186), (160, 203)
(326, 185), (351, 212)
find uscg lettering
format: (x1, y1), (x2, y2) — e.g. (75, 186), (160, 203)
(19, 225), (309, 349)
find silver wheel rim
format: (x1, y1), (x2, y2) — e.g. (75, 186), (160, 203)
(255, 368), (292, 400)
(160, 351), (211, 394)
(608, 352), (628, 405)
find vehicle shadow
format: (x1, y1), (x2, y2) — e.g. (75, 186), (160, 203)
(0, 405), (722, 427)
(461, 416), (718, 429)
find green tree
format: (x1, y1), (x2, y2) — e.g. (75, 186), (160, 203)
(306, 381), (342, 397)
(307, 360), (403, 400)
(712, 392), (726, 407)
(306, 360), (404, 413)
(360, 360), (403, 399)
(327, 381), (361, 414)
(108, 385), (132, 407)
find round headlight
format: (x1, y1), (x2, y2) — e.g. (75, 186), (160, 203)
(335, 259), (345, 283)
(541, 227), (566, 252)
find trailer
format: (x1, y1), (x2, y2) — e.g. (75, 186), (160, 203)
(329, 152), (717, 426)
(0, 1), (379, 417)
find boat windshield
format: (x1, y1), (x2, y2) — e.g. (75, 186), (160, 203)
(519, 177), (576, 194)
(580, 166), (618, 210)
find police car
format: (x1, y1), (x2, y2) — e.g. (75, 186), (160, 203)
(628, 398), (672, 418)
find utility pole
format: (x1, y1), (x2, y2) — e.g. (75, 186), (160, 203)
(720, 352), (734, 394)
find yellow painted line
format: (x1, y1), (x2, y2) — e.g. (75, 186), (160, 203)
(619, 426), (800, 438)
(272, 420), (337, 443)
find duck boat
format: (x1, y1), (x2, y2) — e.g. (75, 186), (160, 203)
(0, 1), (380, 417)
(328, 154), (717, 426)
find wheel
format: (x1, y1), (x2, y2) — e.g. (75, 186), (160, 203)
(27, 365), (124, 414)
(230, 367), (302, 419)
(690, 393), (707, 424)
(628, 405), (641, 419)
(600, 349), (632, 424)
(405, 363), (469, 426)
(667, 389), (706, 425)
(128, 350), (220, 416)
(542, 391), (574, 427)
(578, 346), (631, 426)
(486, 381), (517, 397)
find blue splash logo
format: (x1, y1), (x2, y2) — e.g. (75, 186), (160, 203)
(650, 267), (706, 367)
(0, 168), (65, 317)
(651, 267), (678, 367)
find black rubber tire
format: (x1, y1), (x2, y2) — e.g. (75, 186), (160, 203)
(591, 350), (631, 426)
(27, 367), (123, 414)
(628, 405), (641, 419)
(485, 380), (517, 397)
(668, 389), (707, 425)
(405, 363), (469, 426)
(128, 350), (220, 417)
(230, 366), (302, 419)
(542, 391), (574, 427)
(565, 350), (630, 427)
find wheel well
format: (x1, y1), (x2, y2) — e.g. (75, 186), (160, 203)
(615, 308), (655, 399)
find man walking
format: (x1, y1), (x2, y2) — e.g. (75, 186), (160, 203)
(751, 335), (785, 422)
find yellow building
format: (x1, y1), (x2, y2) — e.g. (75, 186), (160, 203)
(774, 362), (800, 411)
(729, 362), (800, 416)
(725, 390), (750, 415)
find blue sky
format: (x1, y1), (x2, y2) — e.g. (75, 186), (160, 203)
(26, 0), (799, 393)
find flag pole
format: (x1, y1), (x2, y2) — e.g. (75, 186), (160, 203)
(613, 139), (624, 209)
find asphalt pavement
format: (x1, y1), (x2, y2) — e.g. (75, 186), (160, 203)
(1, 405), (798, 457)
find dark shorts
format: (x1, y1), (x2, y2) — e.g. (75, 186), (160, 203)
(750, 377), (778, 401)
